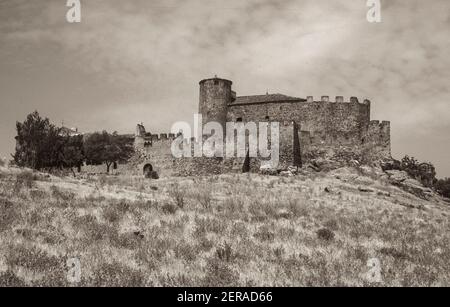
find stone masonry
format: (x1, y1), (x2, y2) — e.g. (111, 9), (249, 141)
(131, 77), (391, 177)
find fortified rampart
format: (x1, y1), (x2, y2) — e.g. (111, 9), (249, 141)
(82, 76), (391, 177)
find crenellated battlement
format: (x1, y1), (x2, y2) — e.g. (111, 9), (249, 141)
(305, 96), (371, 104)
(130, 77), (391, 177)
(149, 132), (178, 142)
(370, 120), (390, 129)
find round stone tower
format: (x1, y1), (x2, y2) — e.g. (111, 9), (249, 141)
(199, 77), (233, 131)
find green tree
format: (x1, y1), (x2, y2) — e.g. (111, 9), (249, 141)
(84, 131), (134, 173)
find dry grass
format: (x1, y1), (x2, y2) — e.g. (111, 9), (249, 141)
(0, 165), (449, 287)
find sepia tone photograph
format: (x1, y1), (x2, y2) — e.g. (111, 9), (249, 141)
(0, 0), (449, 291)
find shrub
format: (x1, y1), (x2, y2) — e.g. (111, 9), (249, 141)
(435, 178), (450, 199)
(174, 241), (198, 262)
(0, 271), (27, 287)
(400, 156), (436, 187)
(168, 183), (186, 208)
(194, 186), (213, 209)
(216, 242), (233, 262)
(14, 170), (37, 191)
(0, 198), (19, 232)
(6, 244), (62, 273)
(194, 216), (226, 236)
(50, 185), (75, 202)
(316, 228), (335, 241)
(202, 258), (239, 287)
(161, 203), (178, 215)
(253, 225), (275, 242)
(92, 262), (145, 287)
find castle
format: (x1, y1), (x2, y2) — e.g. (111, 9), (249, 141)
(131, 77), (391, 177)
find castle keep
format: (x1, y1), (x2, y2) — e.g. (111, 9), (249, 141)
(133, 77), (391, 177)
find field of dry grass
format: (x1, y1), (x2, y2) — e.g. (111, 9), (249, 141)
(0, 163), (449, 287)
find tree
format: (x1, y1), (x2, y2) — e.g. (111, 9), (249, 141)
(84, 131), (134, 173)
(61, 134), (84, 176)
(14, 111), (61, 170)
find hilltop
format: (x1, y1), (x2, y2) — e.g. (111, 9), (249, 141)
(0, 163), (449, 286)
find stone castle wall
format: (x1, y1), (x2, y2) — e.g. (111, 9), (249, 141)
(80, 77), (391, 177)
(227, 96), (371, 147)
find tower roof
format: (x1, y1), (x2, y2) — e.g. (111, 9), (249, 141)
(199, 77), (232, 85)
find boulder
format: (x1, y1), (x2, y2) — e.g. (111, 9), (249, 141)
(386, 170), (433, 200)
(260, 167), (278, 176)
(279, 171), (294, 177)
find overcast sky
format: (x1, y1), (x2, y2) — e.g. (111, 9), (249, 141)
(1, 0), (449, 176)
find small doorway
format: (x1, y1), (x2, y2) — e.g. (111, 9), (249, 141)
(143, 164), (153, 177)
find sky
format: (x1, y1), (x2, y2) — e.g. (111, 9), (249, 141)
(0, 0), (449, 176)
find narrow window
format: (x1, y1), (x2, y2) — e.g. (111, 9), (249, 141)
(236, 117), (243, 122)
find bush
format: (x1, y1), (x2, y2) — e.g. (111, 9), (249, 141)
(0, 198), (19, 232)
(50, 185), (75, 202)
(400, 156), (436, 187)
(202, 258), (239, 287)
(435, 178), (450, 199)
(161, 203), (178, 215)
(168, 183), (186, 208)
(15, 170), (38, 190)
(194, 186), (213, 209)
(316, 228), (335, 241)
(216, 242), (233, 262)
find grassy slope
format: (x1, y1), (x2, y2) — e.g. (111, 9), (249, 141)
(0, 165), (449, 287)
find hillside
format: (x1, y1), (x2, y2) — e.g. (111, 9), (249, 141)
(0, 164), (449, 286)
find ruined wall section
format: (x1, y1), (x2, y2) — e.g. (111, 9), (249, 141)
(364, 120), (391, 159)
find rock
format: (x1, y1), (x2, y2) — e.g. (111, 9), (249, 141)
(260, 167), (278, 176)
(311, 158), (340, 171)
(276, 209), (292, 219)
(324, 187), (332, 193)
(280, 171), (294, 177)
(381, 159), (401, 171)
(358, 186), (374, 193)
(385, 170), (409, 183)
(377, 191), (391, 197)
(350, 159), (360, 167)
(305, 163), (320, 172)
(287, 166), (299, 175)
(386, 170), (433, 200)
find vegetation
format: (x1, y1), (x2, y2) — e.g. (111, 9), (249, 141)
(13, 111), (134, 174)
(0, 165), (449, 287)
(84, 131), (134, 173)
(435, 178), (450, 199)
(400, 156), (436, 187)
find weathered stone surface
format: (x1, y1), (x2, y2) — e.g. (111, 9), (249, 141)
(386, 170), (433, 200)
